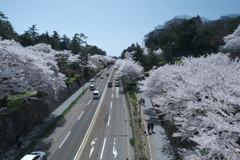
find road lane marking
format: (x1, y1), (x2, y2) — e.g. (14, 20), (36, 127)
(59, 131), (71, 148)
(100, 138), (106, 159)
(110, 102), (112, 108)
(87, 99), (91, 105)
(89, 138), (97, 158)
(78, 111), (84, 120)
(112, 93), (113, 98)
(113, 138), (118, 158)
(107, 115), (111, 126)
(73, 69), (113, 160)
(115, 87), (119, 98)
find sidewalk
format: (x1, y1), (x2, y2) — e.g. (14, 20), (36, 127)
(137, 83), (176, 160)
(1, 82), (91, 160)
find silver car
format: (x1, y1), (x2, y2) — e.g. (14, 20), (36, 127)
(21, 151), (46, 160)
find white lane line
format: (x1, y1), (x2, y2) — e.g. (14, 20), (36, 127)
(87, 100), (91, 105)
(59, 131), (71, 148)
(107, 115), (111, 126)
(110, 102), (112, 108)
(73, 69), (111, 160)
(100, 138), (106, 159)
(112, 93), (113, 98)
(78, 111), (84, 120)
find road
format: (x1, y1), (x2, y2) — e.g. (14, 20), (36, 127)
(35, 67), (130, 160)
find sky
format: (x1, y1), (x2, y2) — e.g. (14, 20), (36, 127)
(1, 0), (240, 57)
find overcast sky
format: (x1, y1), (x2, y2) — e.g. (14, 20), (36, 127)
(1, 0), (240, 57)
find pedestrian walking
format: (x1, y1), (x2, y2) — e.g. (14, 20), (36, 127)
(39, 116), (43, 125)
(19, 136), (23, 147)
(16, 135), (20, 147)
(140, 98), (143, 104)
(147, 122), (151, 135)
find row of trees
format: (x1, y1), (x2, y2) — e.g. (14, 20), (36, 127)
(0, 11), (106, 56)
(121, 43), (164, 71)
(0, 10), (116, 108)
(144, 14), (240, 57)
(0, 38), (115, 108)
(141, 52), (240, 159)
(116, 23), (240, 159)
(120, 14), (240, 71)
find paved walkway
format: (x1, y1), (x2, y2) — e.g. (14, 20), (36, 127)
(137, 83), (176, 160)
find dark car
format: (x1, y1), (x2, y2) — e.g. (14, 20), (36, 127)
(108, 81), (112, 87)
(115, 81), (120, 87)
(106, 73), (109, 76)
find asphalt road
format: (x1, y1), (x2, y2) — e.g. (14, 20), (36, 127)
(34, 67), (130, 160)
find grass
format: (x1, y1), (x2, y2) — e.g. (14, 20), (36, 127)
(66, 74), (82, 83)
(129, 137), (135, 147)
(158, 56), (182, 65)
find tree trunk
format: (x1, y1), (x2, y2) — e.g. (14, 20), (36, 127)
(0, 96), (8, 108)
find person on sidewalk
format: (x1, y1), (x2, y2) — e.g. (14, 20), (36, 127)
(147, 122), (151, 135)
(150, 123), (155, 134)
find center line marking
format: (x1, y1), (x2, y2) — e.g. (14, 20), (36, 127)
(110, 102), (112, 108)
(100, 138), (106, 159)
(59, 131), (71, 148)
(87, 100), (91, 105)
(78, 111), (84, 120)
(107, 115), (111, 126)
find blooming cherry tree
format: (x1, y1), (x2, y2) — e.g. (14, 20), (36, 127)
(0, 38), (66, 107)
(89, 54), (116, 70)
(223, 25), (240, 49)
(142, 45), (163, 55)
(141, 53), (240, 159)
(115, 59), (143, 82)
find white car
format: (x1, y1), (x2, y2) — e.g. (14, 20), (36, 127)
(90, 84), (95, 91)
(93, 91), (101, 99)
(21, 151), (46, 160)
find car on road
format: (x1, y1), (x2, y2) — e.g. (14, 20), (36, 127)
(115, 76), (119, 81)
(100, 76), (104, 79)
(115, 81), (120, 87)
(90, 85), (95, 91)
(89, 78), (95, 82)
(108, 81), (112, 87)
(21, 151), (46, 160)
(106, 73), (109, 76)
(93, 91), (101, 99)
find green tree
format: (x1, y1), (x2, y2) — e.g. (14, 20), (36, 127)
(60, 34), (70, 50)
(69, 33), (87, 54)
(26, 24), (39, 44)
(38, 31), (51, 44)
(51, 31), (61, 50)
(0, 11), (18, 40)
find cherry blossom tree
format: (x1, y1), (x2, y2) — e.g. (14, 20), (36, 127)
(142, 45), (163, 56)
(115, 58), (143, 82)
(89, 55), (115, 69)
(223, 24), (240, 49)
(0, 38), (66, 107)
(141, 53), (240, 159)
